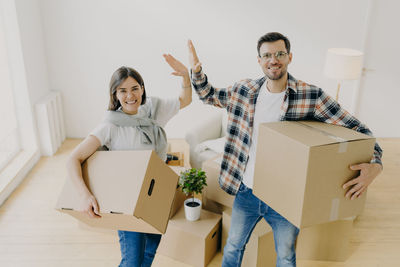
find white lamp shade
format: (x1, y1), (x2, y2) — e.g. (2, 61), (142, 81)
(323, 48), (364, 80)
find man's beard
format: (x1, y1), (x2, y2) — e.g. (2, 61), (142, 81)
(266, 69), (286, 80)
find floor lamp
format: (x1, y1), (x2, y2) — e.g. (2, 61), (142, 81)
(323, 48), (364, 101)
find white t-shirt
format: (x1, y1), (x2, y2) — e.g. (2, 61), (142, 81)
(90, 97), (180, 151)
(242, 82), (285, 188)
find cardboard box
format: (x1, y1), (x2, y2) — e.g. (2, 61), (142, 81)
(157, 207), (221, 267)
(253, 121), (375, 228)
(202, 155), (234, 209)
(297, 217), (354, 261)
(166, 152), (184, 166)
(202, 197), (227, 215)
(222, 208), (276, 267)
(56, 150), (179, 234)
(167, 138), (191, 168)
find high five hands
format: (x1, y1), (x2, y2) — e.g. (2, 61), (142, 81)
(163, 54), (189, 77)
(163, 40), (202, 75)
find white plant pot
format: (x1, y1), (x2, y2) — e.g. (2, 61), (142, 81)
(184, 198), (202, 221)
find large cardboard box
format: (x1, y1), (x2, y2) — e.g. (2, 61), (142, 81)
(253, 121), (375, 228)
(157, 207), (221, 267)
(56, 150), (179, 234)
(222, 208), (276, 267)
(297, 217), (354, 261)
(202, 155), (234, 211)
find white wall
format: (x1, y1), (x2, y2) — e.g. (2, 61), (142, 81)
(34, 0), (398, 138)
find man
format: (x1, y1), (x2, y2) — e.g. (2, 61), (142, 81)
(188, 32), (383, 267)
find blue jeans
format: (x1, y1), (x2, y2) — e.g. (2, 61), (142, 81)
(222, 183), (299, 267)
(118, 230), (161, 267)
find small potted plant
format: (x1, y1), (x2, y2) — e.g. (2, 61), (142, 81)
(179, 168), (207, 221)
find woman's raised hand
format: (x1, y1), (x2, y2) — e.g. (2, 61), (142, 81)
(163, 54), (189, 77)
(188, 39), (202, 73)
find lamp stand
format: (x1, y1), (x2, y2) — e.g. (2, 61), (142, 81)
(335, 82), (341, 101)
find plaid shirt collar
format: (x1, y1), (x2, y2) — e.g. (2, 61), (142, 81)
(287, 73), (298, 93)
(252, 73), (298, 94)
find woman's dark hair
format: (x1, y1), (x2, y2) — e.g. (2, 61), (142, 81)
(108, 66), (147, 110)
(257, 32), (291, 56)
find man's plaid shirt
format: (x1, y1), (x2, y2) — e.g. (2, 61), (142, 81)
(192, 70), (383, 195)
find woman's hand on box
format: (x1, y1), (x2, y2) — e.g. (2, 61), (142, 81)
(342, 163), (383, 200)
(81, 193), (101, 218)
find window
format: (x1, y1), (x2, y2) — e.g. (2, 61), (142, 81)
(0, 14), (20, 172)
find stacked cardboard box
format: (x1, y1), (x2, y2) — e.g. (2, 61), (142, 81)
(157, 139), (223, 267)
(297, 217), (354, 261)
(167, 138), (191, 169)
(158, 207), (221, 267)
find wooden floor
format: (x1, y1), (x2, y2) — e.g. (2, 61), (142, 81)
(0, 138), (399, 267)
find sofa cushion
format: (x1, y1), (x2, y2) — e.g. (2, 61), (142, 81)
(192, 137), (225, 169)
(195, 137), (225, 155)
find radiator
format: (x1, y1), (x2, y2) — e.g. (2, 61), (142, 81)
(35, 91), (66, 156)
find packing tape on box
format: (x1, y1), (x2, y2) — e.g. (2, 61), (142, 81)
(337, 142), (348, 153)
(297, 122), (348, 153)
(330, 198), (340, 221)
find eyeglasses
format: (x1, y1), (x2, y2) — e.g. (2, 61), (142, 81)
(260, 51), (289, 60)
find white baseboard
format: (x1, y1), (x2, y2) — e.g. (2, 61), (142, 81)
(0, 149), (40, 206)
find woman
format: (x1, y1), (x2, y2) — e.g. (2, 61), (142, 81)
(66, 54), (191, 267)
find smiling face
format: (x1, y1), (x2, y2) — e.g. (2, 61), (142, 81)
(258, 40), (292, 81)
(115, 76), (144, 115)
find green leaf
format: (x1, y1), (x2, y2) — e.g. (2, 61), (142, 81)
(178, 167), (208, 196)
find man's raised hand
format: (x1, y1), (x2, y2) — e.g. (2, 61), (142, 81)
(188, 39), (202, 73)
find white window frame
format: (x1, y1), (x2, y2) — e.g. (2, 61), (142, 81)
(0, 0), (40, 206)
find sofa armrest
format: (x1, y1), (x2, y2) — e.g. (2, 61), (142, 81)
(185, 110), (222, 167)
(185, 111), (222, 150)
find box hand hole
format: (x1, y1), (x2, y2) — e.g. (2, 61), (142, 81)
(148, 179), (155, 196)
(212, 231), (217, 238)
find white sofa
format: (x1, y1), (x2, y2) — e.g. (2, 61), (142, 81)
(184, 107), (227, 169)
(164, 101), (227, 169)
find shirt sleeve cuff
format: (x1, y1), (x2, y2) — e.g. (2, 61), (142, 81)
(191, 67), (204, 81)
(370, 157), (383, 167)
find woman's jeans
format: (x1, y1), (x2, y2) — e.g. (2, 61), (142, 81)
(118, 230), (161, 267)
(222, 183), (299, 267)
